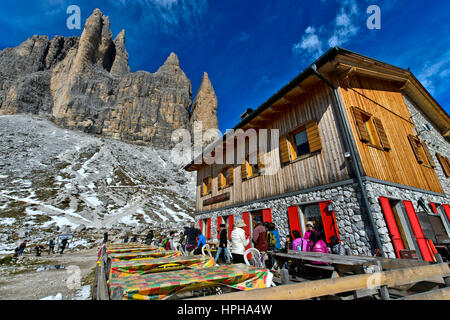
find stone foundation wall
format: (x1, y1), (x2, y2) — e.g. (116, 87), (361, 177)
(196, 179), (449, 259)
(196, 182), (377, 257)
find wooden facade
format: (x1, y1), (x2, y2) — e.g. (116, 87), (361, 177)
(339, 75), (444, 194)
(196, 82), (350, 212)
(187, 48), (449, 214)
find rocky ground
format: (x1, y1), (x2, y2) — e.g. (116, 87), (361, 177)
(0, 247), (99, 300)
(0, 115), (196, 257)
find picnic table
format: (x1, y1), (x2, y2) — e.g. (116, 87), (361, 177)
(270, 250), (383, 278)
(108, 264), (272, 300)
(108, 250), (181, 262)
(109, 255), (215, 277)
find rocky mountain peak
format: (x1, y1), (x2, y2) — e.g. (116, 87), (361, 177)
(190, 72), (219, 145)
(0, 8), (218, 149)
(164, 52), (180, 67)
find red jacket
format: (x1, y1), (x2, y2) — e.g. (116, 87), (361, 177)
(252, 224), (268, 252)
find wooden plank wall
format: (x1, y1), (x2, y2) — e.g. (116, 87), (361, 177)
(196, 82), (350, 212)
(339, 75), (444, 194)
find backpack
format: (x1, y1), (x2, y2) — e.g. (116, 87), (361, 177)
(161, 238), (168, 248)
(164, 238), (172, 250)
(267, 231), (277, 251)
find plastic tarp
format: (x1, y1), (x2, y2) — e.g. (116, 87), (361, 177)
(109, 250), (181, 262)
(109, 255), (215, 278)
(108, 264), (271, 300)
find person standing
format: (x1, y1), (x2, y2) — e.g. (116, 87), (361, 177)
(48, 238), (55, 255)
(145, 230), (154, 245)
(185, 222), (198, 256)
(194, 230), (206, 255)
(252, 218), (268, 252)
(231, 220), (249, 264)
(307, 231), (330, 265)
(304, 221), (316, 241)
(60, 238), (68, 254)
(18, 240), (27, 257)
(330, 235), (346, 255)
(215, 224), (232, 264)
(103, 232), (108, 244)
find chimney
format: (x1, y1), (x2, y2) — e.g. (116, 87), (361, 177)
(240, 108), (254, 120)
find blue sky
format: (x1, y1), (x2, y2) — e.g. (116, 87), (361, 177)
(1, 0), (449, 133)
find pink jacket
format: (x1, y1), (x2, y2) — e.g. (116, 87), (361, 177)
(310, 240), (330, 265)
(292, 238), (308, 252)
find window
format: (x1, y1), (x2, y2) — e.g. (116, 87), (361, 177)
(219, 166), (234, 189)
(352, 107), (391, 151)
(408, 135), (436, 168)
(292, 130), (310, 157)
(279, 119), (322, 165)
(242, 154), (259, 180)
(201, 176), (212, 196)
(241, 135), (263, 180)
(436, 153), (450, 177)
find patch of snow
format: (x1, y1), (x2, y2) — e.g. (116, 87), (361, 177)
(0, 218), (16, 225)
(41, 293), (63, 300)
(73, 285), (91, 300)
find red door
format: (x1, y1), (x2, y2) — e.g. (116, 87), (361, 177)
(262, 209), (273, 223)
(319, 201), (340, 243)
(429, 202), (439, 215)
(379, 197), (405, 258)
(217, 217), (222, 240)
(443, 204), (450, 224)
(206, 218), (212, 240)
(403, 201), (434, 262)
(228, 215), (234, 240)
(288, 206), (302, 238)
(242, 212), (252, 258)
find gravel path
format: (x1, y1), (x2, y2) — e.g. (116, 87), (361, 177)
(0, 247), (98, 300)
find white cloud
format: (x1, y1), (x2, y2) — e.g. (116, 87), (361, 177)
(418, 54), (450, 95)
(293, 26), (324, 57)
(293, 0), (360, 58)
(109, 0), (208, 34)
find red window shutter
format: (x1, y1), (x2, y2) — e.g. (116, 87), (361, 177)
(443, 204), (450, 225)
(319, 201), (340, 243)
(242, 212), (252, 252)
(379, 197), (405, 258)
(228, 215), (234, 240)
(429, 202), (439, 215)
(206, 218), (212, 240)
(288, 206), (302, 238)
(403, 201), (434, 262)
(199, 219), (203, 231)
(217, 216), (222, 239)
(262, 209), (273, 223)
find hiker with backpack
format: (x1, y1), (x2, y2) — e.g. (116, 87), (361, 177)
(215, 224), (231, 264)
(231, 220), (250, 264)
(252, 217), (268, 266)
(266, 223), (281, 269)
(163, 231), (175, 251)
(48, 238), (55, 255)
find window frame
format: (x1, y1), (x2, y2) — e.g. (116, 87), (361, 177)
(218, 166), (234, 190)
(279, 119), (322, 167)
(201, 176), (212, 197)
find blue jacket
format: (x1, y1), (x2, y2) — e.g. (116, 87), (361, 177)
(270, 230), (282, 250)
(197, 234), (206, 248)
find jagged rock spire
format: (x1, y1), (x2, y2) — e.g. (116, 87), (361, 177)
(190, 72), (219, 145)
(111, 29), (130, 74)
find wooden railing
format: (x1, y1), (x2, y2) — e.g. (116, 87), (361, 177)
(194, 262), (450, 300)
